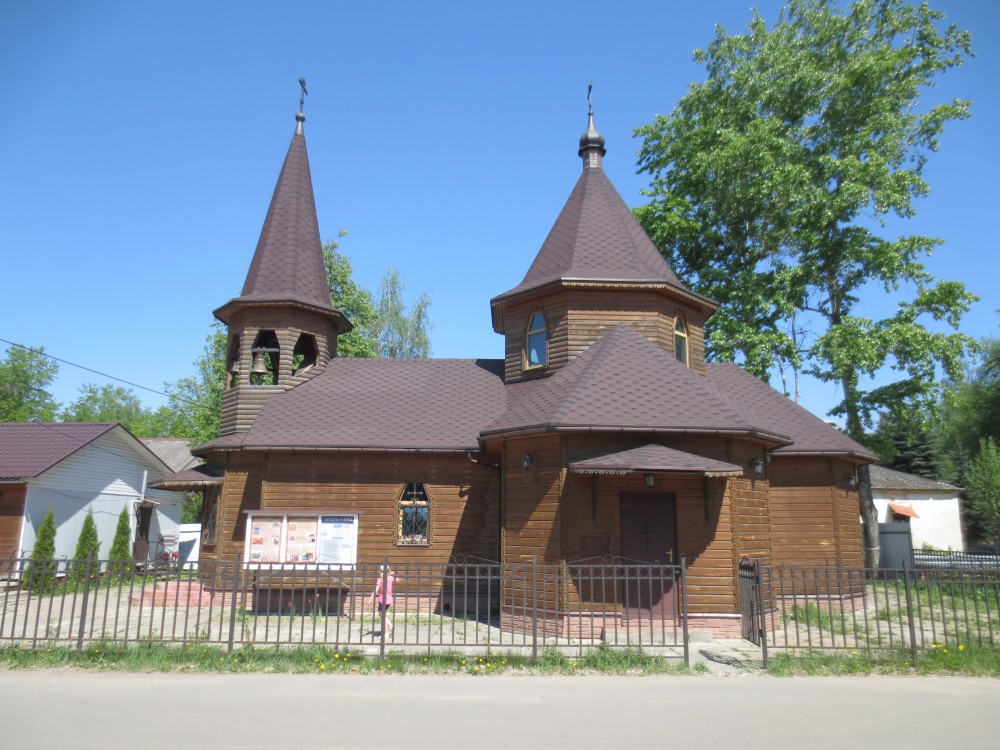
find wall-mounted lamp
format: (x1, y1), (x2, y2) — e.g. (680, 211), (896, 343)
(749, 457), (764, 478)
(645, 473), (655, 488)
(522, 453), (533, 471)
(845, 472), (858, 488)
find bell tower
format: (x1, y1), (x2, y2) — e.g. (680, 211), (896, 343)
(214, 85), (352, 436)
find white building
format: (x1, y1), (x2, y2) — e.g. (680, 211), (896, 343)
(0, 423), (182, 562)
(870, 465), (964, 551)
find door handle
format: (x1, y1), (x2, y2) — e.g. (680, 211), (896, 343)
(665, 550), (674, 563)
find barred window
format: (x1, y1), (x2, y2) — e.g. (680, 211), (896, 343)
(397, 482), (430, 546)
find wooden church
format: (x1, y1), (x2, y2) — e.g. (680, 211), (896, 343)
(153, 97), (876, 635)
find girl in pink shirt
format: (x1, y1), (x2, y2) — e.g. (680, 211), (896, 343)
(368, 565), (396, 636)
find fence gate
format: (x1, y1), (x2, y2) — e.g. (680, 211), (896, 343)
(738, 558), (763, 645)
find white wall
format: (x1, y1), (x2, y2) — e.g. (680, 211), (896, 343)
(874, 491), (965, 552)
(20, 428), (183, 560)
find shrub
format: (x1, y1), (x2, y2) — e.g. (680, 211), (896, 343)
(69, 512), (101, 584)
(23, 508), (57, 593)
(107, 506), (132, 578)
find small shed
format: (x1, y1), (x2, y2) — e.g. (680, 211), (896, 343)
(869, 465), (964, 551)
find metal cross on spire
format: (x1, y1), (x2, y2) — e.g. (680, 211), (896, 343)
(299, 77), (308, 114)
(587, 82), (593, 115)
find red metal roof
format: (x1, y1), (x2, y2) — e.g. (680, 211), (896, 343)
(887, 501), (920, 519)
(0, 423), (117, 480)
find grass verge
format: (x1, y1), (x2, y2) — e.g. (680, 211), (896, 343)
(766, 645), (1000, 677)
(0, 643), (698, 676)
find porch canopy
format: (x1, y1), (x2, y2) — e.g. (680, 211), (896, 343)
(148, 465), (223, 491)
(569, 444), (744, 477)
(887, 501), (920, 519)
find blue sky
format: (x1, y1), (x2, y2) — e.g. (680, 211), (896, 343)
(1, 0), (997, 427)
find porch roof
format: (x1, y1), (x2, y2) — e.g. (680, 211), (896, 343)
(148, 464), (224, 490)
(887, 501), (920, 519)
(569, 443), (744, 477)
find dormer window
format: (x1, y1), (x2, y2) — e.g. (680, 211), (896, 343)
(674, 315), (689, 367)
(525, 312), (548, 369)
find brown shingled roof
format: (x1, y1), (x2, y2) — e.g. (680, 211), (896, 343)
(482, 324), (790, 443)
(703, 362), (878, 461)
(148, 464), (224, 489)
(491, 166), (709, 310)
(0, 422), (117, 480)
(201, 358), (507, 452)
(571, 444), (743, 476)
(214, 122), (348, 329)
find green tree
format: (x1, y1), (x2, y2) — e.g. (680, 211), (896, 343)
(107, 506), (132, 578)
(375, 267), (432, 358)
(24, 508), (57, 593)
(69, 512), (101, 584)
(323, 233), (433, 359)
(59, 383), (169, 436)
(324, 234), (379, 358)
(0, 343), (59, 422)
(163, 323), (227, 447)
(634, 0), (976, 437)
(634, 0), (978, 567)
(965, 438), (1000, 546)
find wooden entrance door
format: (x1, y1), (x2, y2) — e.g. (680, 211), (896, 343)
(620, 492), (677, 617)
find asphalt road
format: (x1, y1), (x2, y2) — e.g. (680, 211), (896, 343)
(1, 671), (998, 749)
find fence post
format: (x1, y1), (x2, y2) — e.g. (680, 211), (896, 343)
(756, 559), (768, 670)
(680, 558), (690, 668)
(227, 554), (240, 654)
(902, 558), (918, 663)
(379, 556), (389, 659)
(531, 557), (538, 662)
(75, 552), (95, 653)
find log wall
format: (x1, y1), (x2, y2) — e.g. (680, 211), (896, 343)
(201, 451), (500, 568)
(500, 289), (707, 382)
(0, 484), (26, 558)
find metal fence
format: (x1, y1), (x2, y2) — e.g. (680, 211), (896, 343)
(913, 549), (1000, 569)
(0, 555), (689, 663)
(741, 559), (1000, 666)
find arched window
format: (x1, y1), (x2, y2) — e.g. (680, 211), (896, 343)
(525, 312), (548, 369)
(674, 315), (689, 367)
(397, 482), (430, 545)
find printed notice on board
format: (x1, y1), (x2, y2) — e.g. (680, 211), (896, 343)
(318, 516), (357, 565)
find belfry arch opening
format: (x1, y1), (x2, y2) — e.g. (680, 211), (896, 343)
(292, 333), (318, 375)
(250, 330), (280, 386)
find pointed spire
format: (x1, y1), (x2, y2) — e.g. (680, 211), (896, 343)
(578, 83), (606, 170)
(214, 84), (348, 331)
